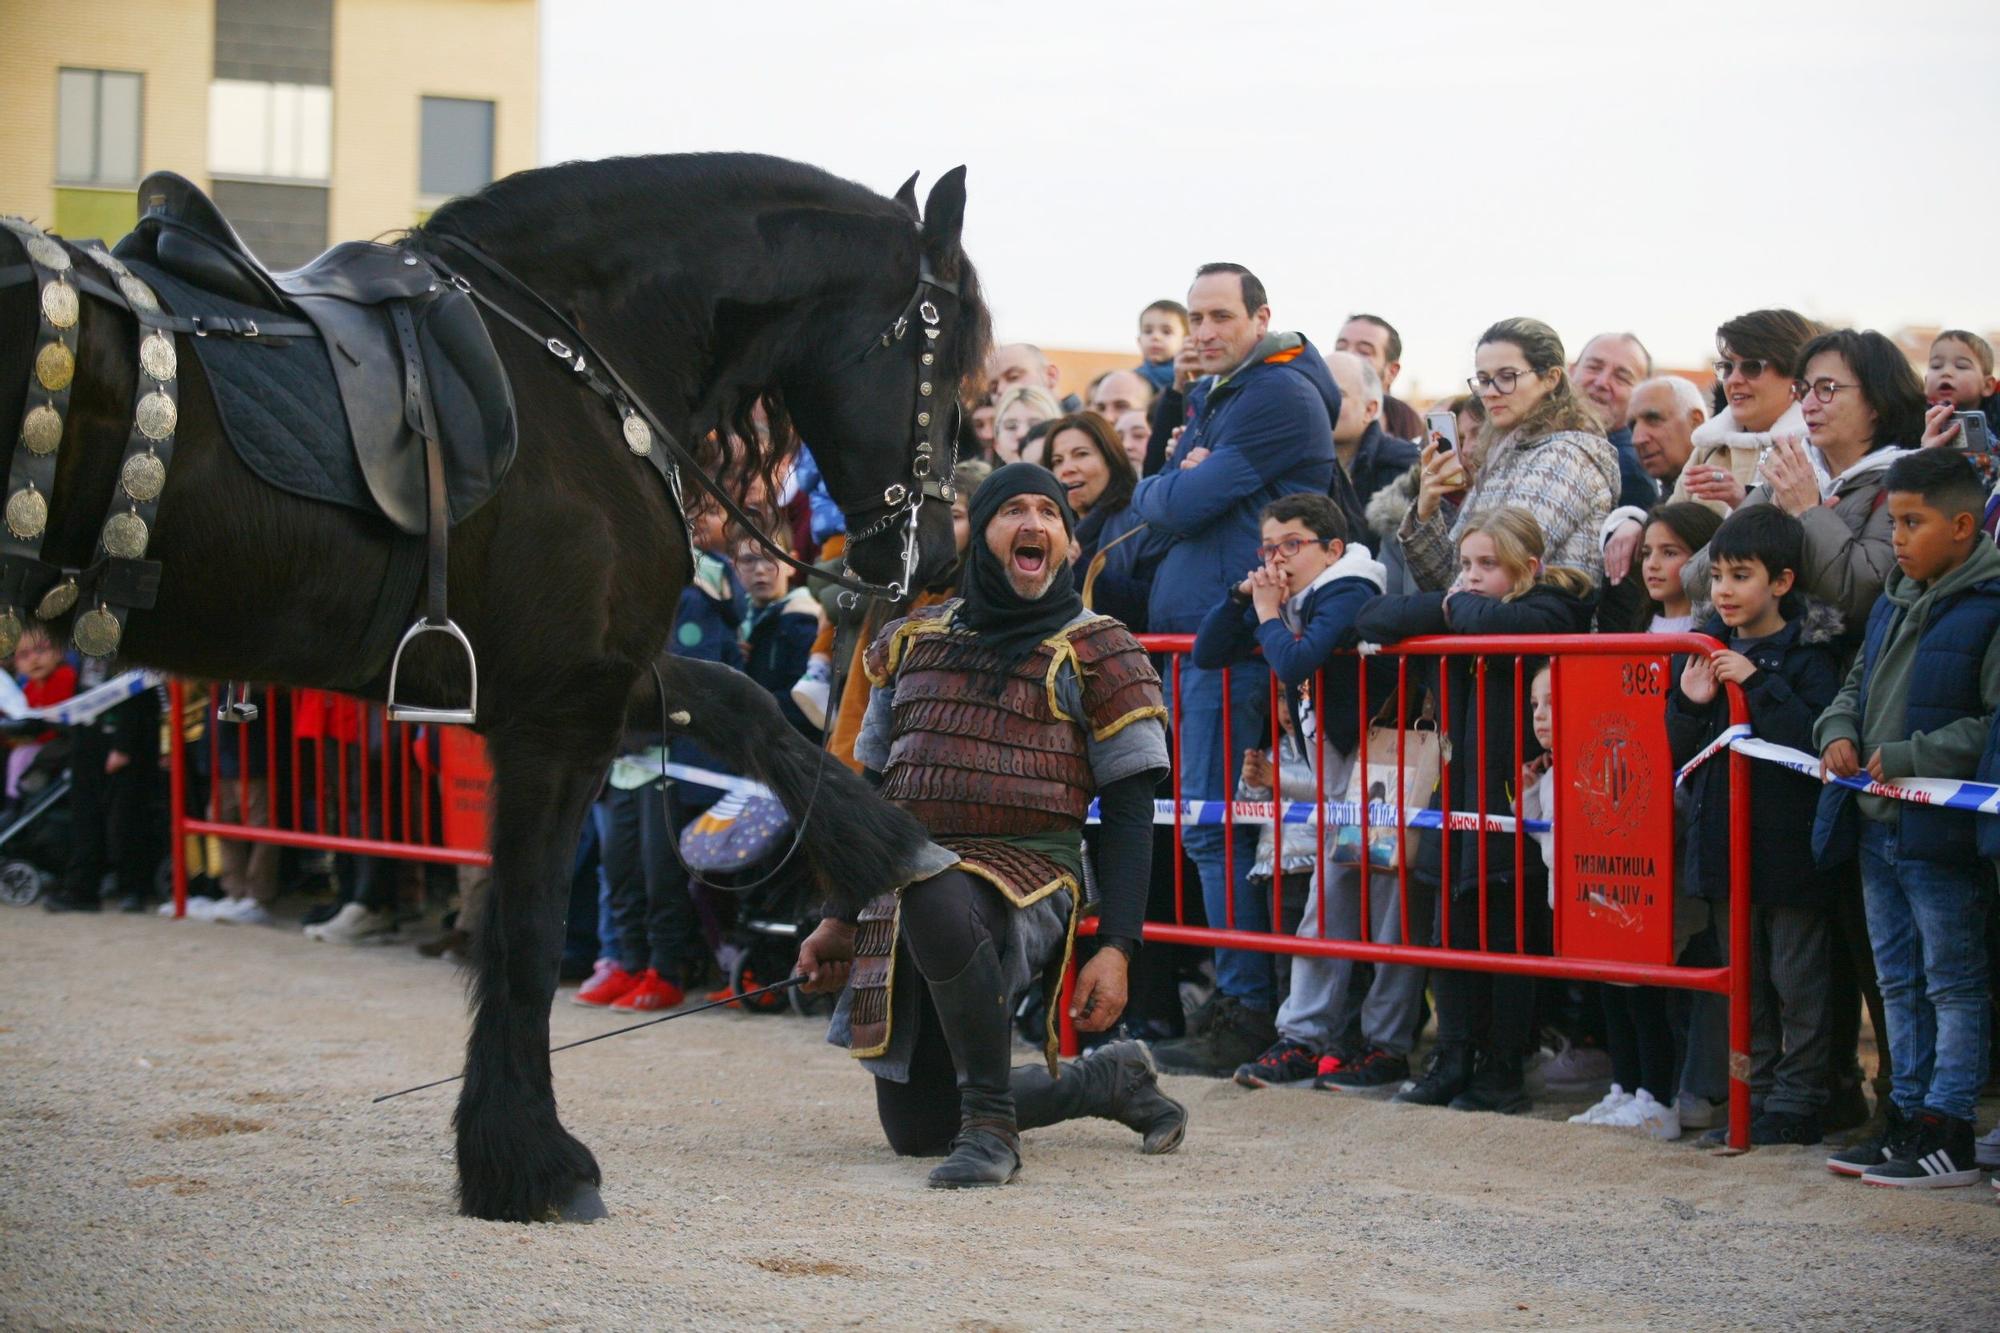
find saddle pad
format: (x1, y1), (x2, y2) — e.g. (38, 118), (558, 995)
(115, 256), (515, 530)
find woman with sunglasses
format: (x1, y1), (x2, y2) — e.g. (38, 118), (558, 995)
(1675, 309), (1821, 514)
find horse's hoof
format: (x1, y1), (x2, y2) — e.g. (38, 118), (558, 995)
(553, 1184), (608, 1223)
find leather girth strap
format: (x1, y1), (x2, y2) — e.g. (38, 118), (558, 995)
(390, 301), (449, 630)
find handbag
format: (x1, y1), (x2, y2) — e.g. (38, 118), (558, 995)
(1330, 697), (1447, 869)
(679, 791), (793, 875)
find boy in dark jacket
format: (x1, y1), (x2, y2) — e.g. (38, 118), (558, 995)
(1813, 449), (2000, 1188)
(1667, 506), (1842, 1145)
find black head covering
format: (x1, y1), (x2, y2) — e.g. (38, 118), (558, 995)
(956, 463), (1084, 677)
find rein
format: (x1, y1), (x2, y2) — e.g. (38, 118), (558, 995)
(413, 231), (961, 603)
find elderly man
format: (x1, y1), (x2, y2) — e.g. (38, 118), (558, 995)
(797, 464), (1185, 1187)
(1090, 368), (1154, 426)
(1598, 374), (1709, 583)
(1326, 350), (1420, 516)
(1334, 313), (1424, 442)
(1130, 262), (1339, 1076)
(1571, 332), (1660, 512)
(989, 342), (1082, 412)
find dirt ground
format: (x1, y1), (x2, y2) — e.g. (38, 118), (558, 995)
(2, 908), (1997, 1331)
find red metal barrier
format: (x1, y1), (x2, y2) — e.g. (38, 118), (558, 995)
(1064, 633), (1754, 1151)
(167, 681), (491, 917)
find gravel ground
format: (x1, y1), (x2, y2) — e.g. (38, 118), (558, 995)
(3, 906), (1998, 1330)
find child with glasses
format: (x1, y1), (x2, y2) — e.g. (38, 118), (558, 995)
(736, 530), (823, 740)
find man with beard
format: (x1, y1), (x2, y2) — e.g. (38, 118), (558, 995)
(795, 464), (1187, 1188)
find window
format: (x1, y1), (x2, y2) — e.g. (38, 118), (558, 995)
(208, 80), (332, 182)
(56, 69), (143, 186)
(419, 97), (495, 201)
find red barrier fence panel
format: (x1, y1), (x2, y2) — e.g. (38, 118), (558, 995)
(1063, 632), (1753, 1152)
(167, 681), (492, 919)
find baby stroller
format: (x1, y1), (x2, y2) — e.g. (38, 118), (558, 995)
(679, 789), (831, 1016)
(0, 732), (73, 906)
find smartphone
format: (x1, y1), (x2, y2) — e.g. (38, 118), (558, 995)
(1953, 409), (1994, 453)
(1425, 408), (1458, 452)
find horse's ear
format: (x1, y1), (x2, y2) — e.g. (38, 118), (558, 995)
(921, 166), (967, 255)
(892, 171), (921, 221)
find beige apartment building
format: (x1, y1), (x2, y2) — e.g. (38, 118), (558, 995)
(0, 0), (538, 266)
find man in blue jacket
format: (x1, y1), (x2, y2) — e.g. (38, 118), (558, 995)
(1129, 262), (1338, 1073)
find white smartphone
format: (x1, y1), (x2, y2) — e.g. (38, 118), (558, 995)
(1425, 408), (1458, 452)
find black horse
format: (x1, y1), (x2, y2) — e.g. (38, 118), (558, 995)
(0, 153), (987, 1221)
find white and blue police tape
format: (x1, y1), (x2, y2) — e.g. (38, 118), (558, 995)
(1675, 721), (2000, 815)
(0, 669), (160, 727)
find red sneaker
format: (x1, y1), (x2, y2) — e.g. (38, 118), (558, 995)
(610, 968), (685, 1012)
(572, 964), (642, 1007)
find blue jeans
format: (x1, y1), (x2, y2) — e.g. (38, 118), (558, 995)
(1170, 658), (1273, 1010)
(1857, 822), (1993, 1122)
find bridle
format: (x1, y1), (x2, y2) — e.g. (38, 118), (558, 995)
(417, 232), (961, 604)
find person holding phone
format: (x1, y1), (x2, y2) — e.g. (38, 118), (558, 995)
(1676, 309), (1821, 516)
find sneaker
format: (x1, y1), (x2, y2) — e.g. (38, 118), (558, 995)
(1973, 1123), (2000, 1170)
(303, 901), (393, 943)
(1152, 995), (1278, 1078)
(1233, 1037), (1321, 1088)
(1674, 1092), (1724, 1131)
(790, 658), (833, 730)
(1569, 1083), (1634, 1125)
(1314, 1045), (1410, 1092)
(1861, 1110), (1982, 1189)
(1749, 1109), (1821, 1146)
(1827, 1102), (1913, 1178)
(211, 897), (272, 926)
(1601, 1089), (1682, 1141)
(609, 968), (685, 1012)
(572, 963), (643, 1008)
(162, 896), (221, 921)
(1528, 1034), (1613, 1094)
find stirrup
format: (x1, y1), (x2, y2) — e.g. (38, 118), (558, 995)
(385, 617), (477, 725)
(214, 681), (260, 724)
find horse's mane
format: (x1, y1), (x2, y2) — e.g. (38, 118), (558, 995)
(419, 153), (990, 505)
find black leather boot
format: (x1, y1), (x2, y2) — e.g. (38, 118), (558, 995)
(1390, 1043), (1473, 1106)
(1013, 1039), (1189, 1155)
(923, 938), (1021, 1189)
(1450, 1048), (1532, 1114)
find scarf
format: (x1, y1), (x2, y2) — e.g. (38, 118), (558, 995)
(956, 463), (1084, 678)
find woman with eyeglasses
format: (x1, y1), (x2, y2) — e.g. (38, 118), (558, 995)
(1682, 328), (1927, 641)
(1398, 318), (1619, 591)
(1674, 309), (1821, 514)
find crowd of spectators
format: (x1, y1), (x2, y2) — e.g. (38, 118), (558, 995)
(19, 258), (2000, 1193)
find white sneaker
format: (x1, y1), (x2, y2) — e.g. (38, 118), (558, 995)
(163, 896), (220, 920)
(1533, 1035), (1613, 1093)
(789, 669), (831, 730)
(212, 897), (272, 926)
(1975, 1123), (2000, 1170)
(1675, 1091), (1723, 1130)
(1603, 1089), (1681, 1140)
(1569, 1083), (1632, 1125)
(304, 901), (392, 944)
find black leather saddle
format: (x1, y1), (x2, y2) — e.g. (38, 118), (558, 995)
(117, 172), (515, 535)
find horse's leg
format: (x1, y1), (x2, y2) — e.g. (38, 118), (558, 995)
(454, 698), (624, 1223)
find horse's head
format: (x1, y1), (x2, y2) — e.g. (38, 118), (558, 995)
(773, 168), (990, 594)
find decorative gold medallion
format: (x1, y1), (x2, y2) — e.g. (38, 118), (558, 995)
(102, 510), (148, 559)
(121, 450), (167, 503)
(21, 404), (62, 456)
(117, 275), (157, 313)
(25, 234), (70, 272)
(72, 606), (121, 657)
(139, 332), (177, 382)
(35, 578), (77, 620)
(622, 413), (653, 456)
(135, 391), (177, 441)
(40, 280), (78, 329)
(0, 608), (21, 659)
(6, 487), (47, 541)
(35, 340), (74, 392)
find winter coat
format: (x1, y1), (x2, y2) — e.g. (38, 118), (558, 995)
(1812, 538), (2000, 867)
(1666, 604), (1844, 906)
(1667, 401), (1811, 516)
(1130, 332), (1339, 633)
(1364, 465), (1425, 597)
(1193, 545), (1388, 757)
(1341, 420), (1423, 523)
(1608, 425), (1661, 513)
(1978, 708), (2000, 860)
(1077, 500), (1161, 633)
(1352, 581), (1596, 895)
(743, 586), (822, 739)
(1683, 443), (1911, 660)
(1242, 731), (1333, 881)
(1399, 427), (1620, 592)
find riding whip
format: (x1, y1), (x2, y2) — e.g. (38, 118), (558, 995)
(372, 974), (807, 1103)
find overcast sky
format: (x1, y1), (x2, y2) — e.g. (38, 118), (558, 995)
(545, 0), (2000, 400)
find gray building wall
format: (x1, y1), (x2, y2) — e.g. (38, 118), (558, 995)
(210, 179), (328, 269)
(213, 0), (333, 85)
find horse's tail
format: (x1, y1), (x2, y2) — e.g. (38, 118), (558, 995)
(639, 656), (927, 919)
